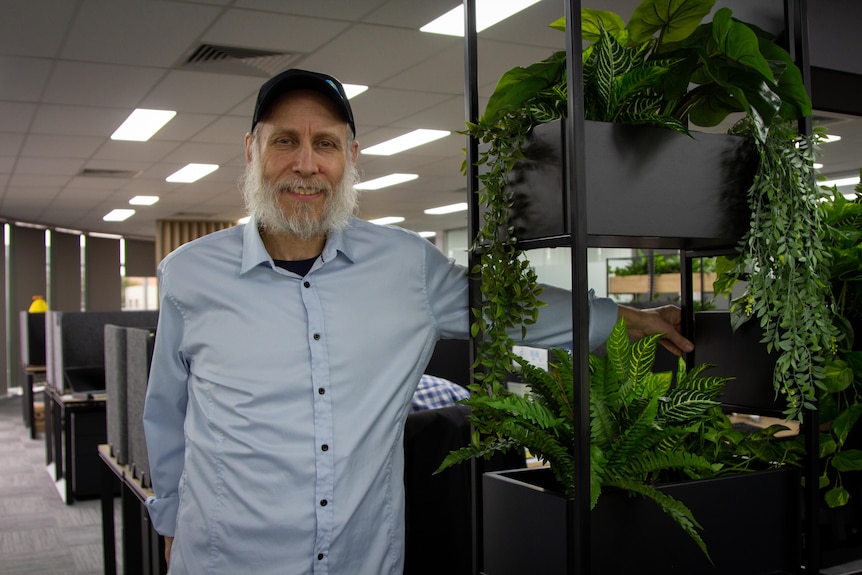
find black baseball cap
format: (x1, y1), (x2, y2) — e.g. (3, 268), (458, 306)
(251, 68), (356, 136)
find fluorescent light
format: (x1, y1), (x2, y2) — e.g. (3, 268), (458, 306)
(421, 0), (542, 36)
(355, 173), (418, 190)
(111, 109), (176, 141)
(821, 176), (861, 188)
(820, 134), (842, 143)
(343, 84), (368, 99)
(368, 216), (405, 226)
(362, 129), (450, 156)
(90, 231), (124, 239)
(814, 163), (823, 170)
(103, 209), (135, 222)
(820, 175), (861, 200)
(424, 202), (468, 215)
(238, 216), (251, 224)
(129, 195), (159, 206)
(166, 163), (219, 183)
(419, 231), (437, 238)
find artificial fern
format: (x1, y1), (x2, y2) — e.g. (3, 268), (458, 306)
(437, 318), (800, 559)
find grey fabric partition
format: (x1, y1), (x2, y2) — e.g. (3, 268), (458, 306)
(104, 325), (129, 464)
(126, 327), (156, 487)
(46, 310), (159, 394)
(19, 312), (46, 366)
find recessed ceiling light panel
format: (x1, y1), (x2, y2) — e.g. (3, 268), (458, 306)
(111, 109), (176, 141)
(166, 163), (220, 183)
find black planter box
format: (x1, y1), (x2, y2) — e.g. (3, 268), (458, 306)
(482, 466), (801, 575)
(693, 311), (785, 415)
(505, 119), (757, 249)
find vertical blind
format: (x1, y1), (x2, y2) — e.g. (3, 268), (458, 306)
(156, 220), (237, 263)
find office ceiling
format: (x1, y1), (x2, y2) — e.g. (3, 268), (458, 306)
(2, 0), (860, 241)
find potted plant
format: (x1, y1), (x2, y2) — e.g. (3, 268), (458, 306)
(469, 0), (832, 429)
(440, 319), (802, 574)
(459, 0), (833, 571)
(607, 250), (718, 302)
(804, 175), (862, 508)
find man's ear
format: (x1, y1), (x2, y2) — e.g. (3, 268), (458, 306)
(350, 139), (359, 163)
(244, 132), (254, 164)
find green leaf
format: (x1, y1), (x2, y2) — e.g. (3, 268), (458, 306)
(821, 359), (854, 394)
(482, 52), (566, 125)
(709, 8), (775, 83)
(832, 449), (862, 472)
(627, 0), (716, 44)
(580, 10), (625, 42)
(825, 486), (851, 508)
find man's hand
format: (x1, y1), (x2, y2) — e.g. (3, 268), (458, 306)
(164, 536), (173, 571)
(618, 304), (693, 356)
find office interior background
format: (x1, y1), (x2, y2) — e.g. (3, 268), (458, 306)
(1, 0), (860, 398)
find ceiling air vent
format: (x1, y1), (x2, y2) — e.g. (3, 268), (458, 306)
(181, 44), (297, 77)
(79, 168), (141, 178)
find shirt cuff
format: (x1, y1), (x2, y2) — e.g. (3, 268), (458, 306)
(146, 494), (179, 537)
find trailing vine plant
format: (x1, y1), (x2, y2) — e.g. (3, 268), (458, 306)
(467, 53), (567, 393)
(715, 120), (840, 421)
(465, 0), (830, 422)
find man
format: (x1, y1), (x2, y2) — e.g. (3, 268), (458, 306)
(143, 69), (692, 574)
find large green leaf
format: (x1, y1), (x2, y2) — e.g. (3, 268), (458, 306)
(831, 449), (862, 472)
(832, 404), (862, 447)
(482, 52), (566, 125)
(579, 10), (625, 42)
(757, 38), (812, 119)
(627, 0), (715, 44)
(709, 8), (775, 83)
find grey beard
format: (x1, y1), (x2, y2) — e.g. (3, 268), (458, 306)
(241, 155), (360, 241)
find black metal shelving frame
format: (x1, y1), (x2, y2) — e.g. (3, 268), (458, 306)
(463, 0), (821, 573)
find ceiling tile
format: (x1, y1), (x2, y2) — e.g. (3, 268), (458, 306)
(0, 56), (53, 101)
(21, 134), (104, 159)
(62, 0), (222, 67)
(234, 0), (389, 21)
(14, 157), (85, 176)
(0, 0), (76, 58)
(204, 9), (350, 53)
(42, 61), (165, 108)
(30, 104), (130, 138)
(0, 102), (37, 132)
(140, 69), (264, 114)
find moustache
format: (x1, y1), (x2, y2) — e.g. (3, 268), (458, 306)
(274, 178), (332, 195)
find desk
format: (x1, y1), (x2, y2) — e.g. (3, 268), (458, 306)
(21, 364), (46, 439)
(98, 445), (166, 575)
(44, 385), (108, 503)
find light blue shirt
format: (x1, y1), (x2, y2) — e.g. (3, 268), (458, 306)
(143, 217), (617, 575)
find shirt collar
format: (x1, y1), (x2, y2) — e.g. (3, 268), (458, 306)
(240, 216), (357, 275)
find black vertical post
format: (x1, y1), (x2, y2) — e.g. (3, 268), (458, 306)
(563, 0), (589, 574)
(786, 0), (819, 571)
(462, 1), (483, 573)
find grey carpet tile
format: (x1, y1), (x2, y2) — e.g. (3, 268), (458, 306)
(71, 542), (105, 570)
(0, 395), (111, 574)
(0, 493), (57, 518)
(0, 548), (77, 575)
(0, 526), (66, 553)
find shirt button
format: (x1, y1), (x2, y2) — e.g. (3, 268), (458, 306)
(321, 444), (329, 451)
(303, 281), (311, 288)
(313, 333), (320, 340)
(318, 387), (325, 395)
(320, 499), (328, 507)
(317, 553), (324, 561)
